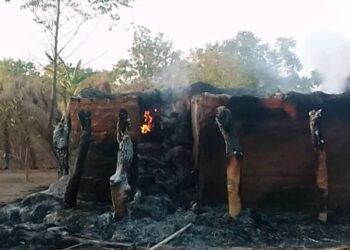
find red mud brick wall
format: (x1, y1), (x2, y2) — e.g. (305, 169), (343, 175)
(195, 92), (350, 211)
(68, 95), (141, 202)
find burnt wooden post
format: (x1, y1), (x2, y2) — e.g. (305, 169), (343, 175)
(110, 109), (133, 218)
(64, 109), (92, 208)
(191, 93), (230, 206)
(215, 106), (243, 218)
(53, 115), (70, 177)
(309, 109), (328, 222)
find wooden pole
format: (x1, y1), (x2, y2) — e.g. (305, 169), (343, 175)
(317, 149), (328, 222)
(148, 223), (193, 250)
(226, 156), (242, 217)
(25, 148), (29, 182)
(64, 109), (91, 208)
(110, 109), (133, 219)
(309, 109), (328, 222)
(215, 106), (243, 218)
(62, 236), (137, 249)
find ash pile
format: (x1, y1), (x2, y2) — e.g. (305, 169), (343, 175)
(2, 189), (350, 249)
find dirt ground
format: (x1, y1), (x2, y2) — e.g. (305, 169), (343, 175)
(0, 169), (57, 205)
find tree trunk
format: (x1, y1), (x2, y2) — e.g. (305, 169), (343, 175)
(47, 0), (61, 136)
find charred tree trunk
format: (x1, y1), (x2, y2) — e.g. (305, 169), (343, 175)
(215, 106), (243, 218)
(309, 109), (328, 222)
(64, 109), (91, 208)
(53, 116), (70, 177)
(110, 109), (133, 218)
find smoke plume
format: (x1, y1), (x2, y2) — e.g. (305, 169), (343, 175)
(305, 32), (350, 93)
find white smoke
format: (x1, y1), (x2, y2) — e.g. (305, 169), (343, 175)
(152, 61), (190, 89)
(304, 32), (350, 93)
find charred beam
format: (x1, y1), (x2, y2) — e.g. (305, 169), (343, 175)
(64, 109), (91, 208)
(215, 106), (243, 218)
(110, 109), (133, 218)
(309, 109), (328, 222)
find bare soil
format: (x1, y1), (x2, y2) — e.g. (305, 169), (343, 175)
(0, 169), (57, 205)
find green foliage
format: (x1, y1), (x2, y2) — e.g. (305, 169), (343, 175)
(19, 0), (133, 30)
(7, 0), (134, 131)
(187, 41), (256, 89)
(112, 28), (320, 93)
(43, 59), (95, 110)
(112, 25), (182, 86)
(188, 31), (321, 93)
(0, 58), (39, 77)
(59, 60), (94, 109)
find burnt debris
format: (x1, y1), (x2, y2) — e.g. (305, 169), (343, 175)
(3, 83), (350, 249)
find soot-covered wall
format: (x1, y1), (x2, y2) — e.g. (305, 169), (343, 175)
(68, 95), (141, 202)
(193, 92), (350, 211)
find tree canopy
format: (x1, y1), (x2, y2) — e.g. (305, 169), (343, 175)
(187, 32), (320, 93)
(112, 29), (321, 93)
(0, 58), (39, 77)
(112, 25), (182, 87)
(6, 0), (134, 132)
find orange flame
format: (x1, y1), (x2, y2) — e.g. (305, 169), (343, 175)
(140, 110), (153, 134)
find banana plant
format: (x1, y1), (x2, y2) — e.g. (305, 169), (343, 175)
(59, 59), (92, 112)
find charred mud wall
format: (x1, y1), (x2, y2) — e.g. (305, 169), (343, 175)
(67, 82), (350, 212)
(68, 95), (141, 202)
(191, 93), (230, 205)
(67, 89), (194, 203)
(193, 91), (350, 211)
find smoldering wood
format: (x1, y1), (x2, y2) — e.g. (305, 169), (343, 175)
(64, 109), (92, 208)
(186, 82), (261, 104)
(309, 109), (328, 222)
(110, 109), (133, 218)
(215, 106), (243, 218)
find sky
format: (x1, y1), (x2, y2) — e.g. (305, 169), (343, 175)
(1, 0), (350, 92)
